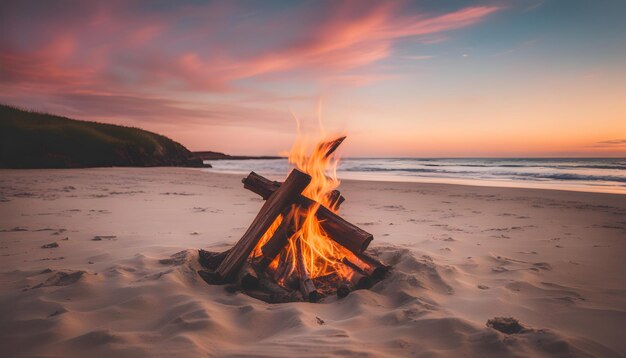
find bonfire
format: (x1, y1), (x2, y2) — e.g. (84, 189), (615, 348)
(197, 136), (390, 302)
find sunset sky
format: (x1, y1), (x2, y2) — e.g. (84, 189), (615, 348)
(1, 0), (625, 157)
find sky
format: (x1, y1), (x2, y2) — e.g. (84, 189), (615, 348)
(1, 0), (625, 157)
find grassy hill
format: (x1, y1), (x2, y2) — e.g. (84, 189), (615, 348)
(0, 104), (205, 169)
(192, 151), (282, 160)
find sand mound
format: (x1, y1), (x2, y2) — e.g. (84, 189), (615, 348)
(0, 246), (612, 357)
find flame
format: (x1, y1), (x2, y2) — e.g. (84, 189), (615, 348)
(250, 132), (362, 288)
(286, 136), (354, 280)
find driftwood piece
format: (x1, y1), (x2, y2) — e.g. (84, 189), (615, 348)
(316, 205), (372, 254)
(242, 172), (373, 254)
(337, 284), (350, 298)
(198, 249), (231, 270)
(295, 237), (319, 302)
(350, 271), (373, 289)
(197, 269), (221, 285)
(242, 172), (344, 207)
(259, 276), (302, 303)
(341, 258), (373, 289)
(237, 263), (260, 290)
(354, 252), (390, 280)
(327, 190), (344, 210)
(319, 136), (346, 159)
(215, 169), (311, 282)
(254, 207), (298, 272)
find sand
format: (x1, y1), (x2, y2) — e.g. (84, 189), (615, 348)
(0, 167), (624, 357)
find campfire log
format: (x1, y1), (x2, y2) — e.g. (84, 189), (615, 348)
(354, 252), (390, 280)
(215, 169), (311, 282)
(319, 136), (346, 159)
(198, 249), (231, 270)
(237, 263), (260, 290)
(350, 271), (373, 290)
(255, 208), (298, 272)
(327, 190), (345, 210)
(295, 237), (319, 302)
(242, 172), (373, 254)
(242, 172), (344, 207)
(336, 284), (350, 298)
(341, 258), (373, 289)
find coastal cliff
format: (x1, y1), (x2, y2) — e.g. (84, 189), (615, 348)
(0, 105), (205, 169)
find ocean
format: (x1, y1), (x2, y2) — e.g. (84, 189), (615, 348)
(203, 158), (626, 194)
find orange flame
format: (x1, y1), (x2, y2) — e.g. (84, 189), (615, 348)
(250, 133), (361, 286)
(284, 134), (356, 281)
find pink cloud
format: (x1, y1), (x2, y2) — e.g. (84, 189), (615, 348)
(0, 0), (501, 149)
(1, 1), (499, 93)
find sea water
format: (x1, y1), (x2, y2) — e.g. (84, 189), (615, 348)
(203, 158), (626, 194)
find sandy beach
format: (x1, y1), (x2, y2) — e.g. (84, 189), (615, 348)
(0, 167), (624, 357)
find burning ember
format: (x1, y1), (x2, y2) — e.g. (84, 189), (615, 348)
(198, 135), (390, 303)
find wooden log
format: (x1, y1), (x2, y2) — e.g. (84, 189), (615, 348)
(316, 205), (372, 254)
(258, 276), (302, 303)
(336, 284), (350, 298)
(215, 169), (311, 282)
(242, 172), (344, 208)
(198, 249), (230, 270)
(242, 172), (372, 254)
(271, 248), (294, 286)
(295, 237), (319, 302)
(197, 270), (221, 285)
(350, 271), (372, 289)
(254, 207), (298, 272)
(237, 263), (260, 290)
(242, 173), (280, 200)
(319, 136), (346, 159)
(327, 190), (344, 210)
(341, 258), (373, 289)
(353, 252), (390, 280)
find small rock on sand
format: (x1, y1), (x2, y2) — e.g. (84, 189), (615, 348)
(486, 317), (526, 334)
(41, 242), (59, 249)
(92, 235), (117, 241)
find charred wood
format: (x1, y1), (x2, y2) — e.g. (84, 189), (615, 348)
(216, 169), (311, 282)
(198, 249), (230, 271)
(336, 284), (350, 298)
(354, 252), (390, 280)
(295, 237), (319, 303)
(242, 172), (372, 254)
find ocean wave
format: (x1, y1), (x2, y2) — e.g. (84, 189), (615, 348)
(343, 166), (626, 183)
(350, 162), (626, 170)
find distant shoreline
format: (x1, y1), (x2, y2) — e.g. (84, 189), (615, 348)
(192, 151), (284, 160)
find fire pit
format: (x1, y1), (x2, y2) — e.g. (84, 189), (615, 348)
(197, 136), (390, 303)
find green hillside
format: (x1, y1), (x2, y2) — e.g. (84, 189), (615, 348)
(0, 104), (205, 169)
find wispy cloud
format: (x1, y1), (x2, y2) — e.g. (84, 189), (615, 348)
(401, 55), (435, 60)
(0, 0), (501, 152)
(595, 139), (626, 146)
(0, 1), (499, 93)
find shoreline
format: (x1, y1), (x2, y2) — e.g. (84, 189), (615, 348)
(203, 168), (626, 196)
(1, 166), (625, 196)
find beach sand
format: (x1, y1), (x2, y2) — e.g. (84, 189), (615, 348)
(0, 167), (624, 357)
